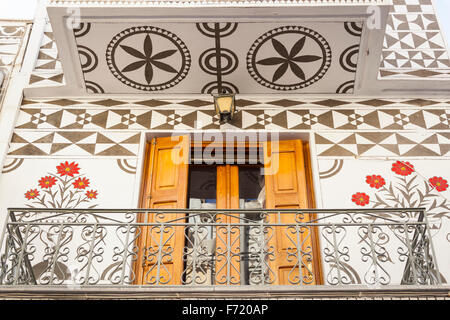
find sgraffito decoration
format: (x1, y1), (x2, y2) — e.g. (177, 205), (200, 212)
(196, 23), (239, 94)
(24, 161), (99, 209)
(1, 158), (24, 174)
(346, 160), (450, 284)
(106, 26), (191, 91)
(77, 45), (98, 73)
(247, 26), (332, 91)
(380, 0), (450, 79)
(351, 160), (450, 234)
(21, 161), (100, 283)
(73, 21), (361, 94)
(319, 159), (344, 179)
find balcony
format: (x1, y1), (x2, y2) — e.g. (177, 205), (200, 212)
(0, 207), (444, 293)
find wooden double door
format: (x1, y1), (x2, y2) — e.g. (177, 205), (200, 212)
(135, 135), (322, 285)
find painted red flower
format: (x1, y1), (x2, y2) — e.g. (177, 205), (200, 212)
(73, 177), (90, 189)
(391, 161), (414, 176)
(366, 175), (386, 189)
(56, 161), (80, 177)
(352, 192), (370, 206)
(38, 176), (57, 189)
(25, 189), (39, 200)
(429, 177), (448, 192)
(85, 190), (98, 199)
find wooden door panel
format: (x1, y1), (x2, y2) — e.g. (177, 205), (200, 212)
(152, 202), (177, 210)
(264, 139), (317, 285)
(274, 152), (297, 193)
(136, 135), (189, 285)
(154, 147), (178, 190)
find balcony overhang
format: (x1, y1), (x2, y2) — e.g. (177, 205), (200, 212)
(28, 0), (393, 97)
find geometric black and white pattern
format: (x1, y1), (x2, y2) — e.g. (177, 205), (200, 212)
(16, 106), (450, 131)
(380, 0), (450, 79)
(28, 21), (65, 88)
(73, 21), (361, 94)
(8, 131), (140, 156)
(11, 95), (450, 158)
(9, 128), (450, 159)
(21, 97), (450, 109)
(10, 93), (450, 158)
(315, 131), (450, 157)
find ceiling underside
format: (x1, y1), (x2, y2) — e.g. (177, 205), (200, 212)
(74, 21), (362, 94)
(22, 1), (450, 98)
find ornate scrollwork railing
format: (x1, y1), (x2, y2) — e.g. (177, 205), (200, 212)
(0, 208), (443, 286)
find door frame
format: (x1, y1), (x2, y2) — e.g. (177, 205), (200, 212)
(135, 137), (324, 285)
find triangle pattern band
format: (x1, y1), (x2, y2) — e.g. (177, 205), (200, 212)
(14, 108), (450, 131)
(315, 132), (450, 157)
(8, 131), (141, 156)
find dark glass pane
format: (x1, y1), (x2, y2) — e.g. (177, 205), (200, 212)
(188, 165), (217, 208)
(239, 166), (264, 209)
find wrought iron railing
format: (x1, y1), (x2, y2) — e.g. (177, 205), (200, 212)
(0, 208), (442, 287)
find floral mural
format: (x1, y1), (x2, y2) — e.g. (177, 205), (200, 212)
(17, 161), (101, 283)
(351, 160), (450, 234)
(319, 160), (450, 285)
(24, 161), (98, 209)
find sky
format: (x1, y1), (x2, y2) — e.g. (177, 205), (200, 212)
(434, 0), (450, 50)
(0, 0), (38, 21)
(0, 0), (449, 52)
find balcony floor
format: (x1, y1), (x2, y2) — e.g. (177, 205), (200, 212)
(0, 285), (448, 300)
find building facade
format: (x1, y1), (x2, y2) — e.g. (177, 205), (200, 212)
(0, 0), (449, 299)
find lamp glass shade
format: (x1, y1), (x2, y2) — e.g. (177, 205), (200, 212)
(214, 96), (234, 114)
(213, 93), (235, 122)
